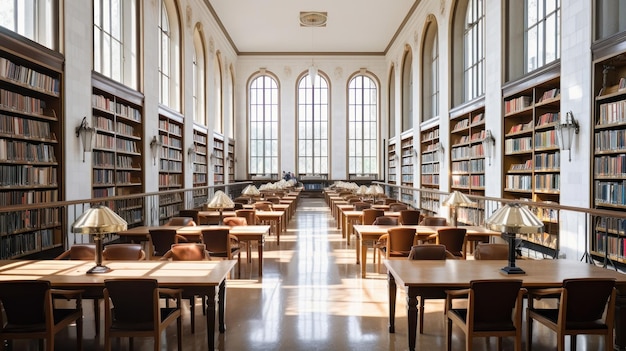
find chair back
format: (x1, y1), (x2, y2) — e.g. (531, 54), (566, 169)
(265, 196), (281, 204)
(408, 244), (447, 260)
(362, 209), (385, 225)
(383, 198), (397, 205)
(563, 278), (616, 323)
(347, 197), (361, 204)
(104, 279), (158, 325)
(254, 201), (273, 211)
(353, 202), (371, 211)
(55, 244), (96, 260)
(236, 209), (257, 225)
(233, 203), (244, 210)
(437, 228), (467, 258)
(473, 243), (509, 260)
(162, 243), (210, 261)
(385, 227), (417, 258)
(421, 216), (448, 226)
(399, 210), (421, 225)
(223, 216), (248, 226)
(469, 279), (524, 327)
(165, 217), (196, 226)
(372, 216), (398, 225)
(102, 243), (146, 260)
(389, 203), (409, 212)
(0, 280), (50, 325)
(149, 228), (180, 257)
(178, 209), (200, 224)
(233, 196), (249, 204)
(200, 228), (233, 258)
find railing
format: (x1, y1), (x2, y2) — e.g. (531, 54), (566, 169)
(373, 182), (626, 271)
(0, 182), (251, 259)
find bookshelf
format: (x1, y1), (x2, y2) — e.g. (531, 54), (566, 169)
(387, 139), (397, 183)
(419, 124), (440, 215)
(591, 46), (626, 262)
(400, 134), (414, 203)
(192, 126), (208, 208)
(227, 139), (235, 183)
(0, 28), (64, 258)
(449, 103), (486, 225)
(158, 113), (184, 223)
(91, 75), (144, 227)
(212, 133), (225, 185)
(502, 73), (561, 256)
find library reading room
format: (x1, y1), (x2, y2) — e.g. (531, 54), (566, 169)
(2, 1), (626, 350)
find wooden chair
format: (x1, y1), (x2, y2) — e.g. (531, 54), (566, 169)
(0, 280), (83, 351)
(223, 216), (248, 226)
(389, 203), (409, 212)
(253, 201), (274, 211)
(102, 243), (146, 260)
(55, 244), (96, 260)
(164, 217), (196, 226)
(375, 227), (417, 272)
(148, 228), (184, 258)
(446, 279), (525, 351)
(103, 278), (182, 351)
(265, 196), (281, 204)
(436, 228), (467, 259)
(372, 216), (398, 225)
(473, 243), (509, 260)
(421, 216), (448, 226)
(236, 209), (257, 225)
(353, 202), (371, 210)
(200, 228), (242, 278)
(527, 278), (616, 351)
(361, 208), (384, 225)
(399, 209), (421, 225)
(178, 210), (200, 224)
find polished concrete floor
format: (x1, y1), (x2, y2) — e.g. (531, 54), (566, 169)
(14, 197), (611, 350)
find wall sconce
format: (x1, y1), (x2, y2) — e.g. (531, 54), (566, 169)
(187, 147), (196, 169)
(149, 136), (162, 166)
(437, 143), (445, 163)
(482, 129), (496, 166)
(75, 116), (95, 162)
(555, 111), (580, 162)
(413, 149), (419, 158)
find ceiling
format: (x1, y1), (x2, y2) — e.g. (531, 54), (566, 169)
(207, 0), (418, 55)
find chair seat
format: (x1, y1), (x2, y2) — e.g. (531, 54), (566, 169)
(449, 309), (517, 332)
(531, 309), (609, 330)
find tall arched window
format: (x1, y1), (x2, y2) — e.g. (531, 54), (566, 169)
(401, 48), (413, 131)
(192, 27), (206, 125)
(298, 72), (329, 177)
(388, 65), (396, 138)
(0, 0), (57, 49)
(348, 74), (378, 176)
(228, 65), (235, 138)
(158, 0), (180, 110)
(94, 0), (138, 88)
(525, 0), (560, 72)
(464, 0), (485, 101)
(214, 52), (223, 133)
(249, 74), (279, 177)
(422, 20), (439, 122)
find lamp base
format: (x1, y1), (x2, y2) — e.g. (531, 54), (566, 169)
(86, 264), (112, 274)
(501, 266), (525, 275)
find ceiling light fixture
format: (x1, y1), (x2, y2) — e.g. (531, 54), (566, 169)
(300, 11), (327, 86)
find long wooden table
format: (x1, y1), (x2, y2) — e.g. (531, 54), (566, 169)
(384, 259), (626, 351)
(352, 225), (500, 278)
(199, 211), (286, 244)
(117, 225), (270, 277)
(0, 259), (236, 351)
(341, 210), (401, 245)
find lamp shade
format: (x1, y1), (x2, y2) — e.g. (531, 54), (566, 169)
(356, 185), (369, 196)
(308, 65), (318, 84)
(72, 205), (128, 234)
(242, 185), (260, 196)
(485, 203), (544, 234)
(442, 191), (475, 207)
(207, 190), (235, 209)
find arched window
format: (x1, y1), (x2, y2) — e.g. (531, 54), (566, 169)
(94, 0), (138, 88)
(0, 0), (57, 49)
(249, 74), (279, 177)
(525, 0), (560, 72)
(158, 0), (180, 110)
(464, 0), (485, 102)
(422, 20), (439, 122)
(193, 27), (206, 125)
(214, 52), (223, 133)
(348, 74), (378, 176)
(297, 72), (329, 177)
(228, 65), (235, 138)
(401, 48), (413, 131)
(388, 65), (396, 138)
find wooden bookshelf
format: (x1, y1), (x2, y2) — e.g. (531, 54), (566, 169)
(591, 47), (626, 262)
(91, 75), (144, 227)
(212, 133), (225, 185)
(192, 126), (208, 208)
(400, 134), (414, 203)
(158, 113), (184, 224)
(227, 139), (235, 183)
(0, 28), (64, 258)
(419, 124), (440, 215)
(449, 103), (486, 225)
(502, 72), (561, 256)
(387, 139), (397, 183)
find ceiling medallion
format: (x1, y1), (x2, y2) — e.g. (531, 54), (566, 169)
(300, 11), (328, 27)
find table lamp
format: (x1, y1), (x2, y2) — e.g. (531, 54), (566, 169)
(442, 191), (475, 227)
(207, 190), (235, 225)
(367, 184), (384, 203)
(356, 185), (369, 200)
(242, 184), (260, 203)
(485, 203), (544, 274)
(71, 205), (128, 274)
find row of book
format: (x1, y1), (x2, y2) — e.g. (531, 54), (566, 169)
(534, 130), (558, 148)
(452, 118), (469, 131)
(0, 208), (59, 234)
(505, 137), (533, 153)
(92, 94), (141, 122)
(595, 129), (626, 152)
(507, 121), (533, 135)
(0, 113), (54, 140)
(535, 151), (560, 170)
(595, 154), (626, 177)
(519, 232), (557, 250)
(539, 88), (560, 102)
(451, 174), (485, 187)
(0, 189), (58, 205)
(194, 133), (207, 143)
(159, 119), (182, 136)
(535, 174), (560, 191)
(452, 159), (485, 173)
(506, 174), (532, 191)
(421, 129), (439, 141)
(505, 95), (532, 114)
(419, 196), (440, 212)
(421, 163), (439, 174)
(0, 57), (60, 95)
(0, 165), (57, 187)
(93, 169), (114, 185)
(451, 144), (485, 160)
(420, 174), (439, 185)
(401, 138), (413, 148)
(593, 233), (626, 259)
(160, 134), (182, 149)
(401, 165), (413, 174)
(597, 100), (626, 125)
(159, 159), (183, 172)
(0, 139), (56, 162)
(595, 180), (626, 206)
(0, 88), (46, 115)
(401, 174), (413, 183)
(194, 144), (207, 155)
(0, 229), (57, 259)
(119, 208), (143, 224)
(158, 174), (182, 187)
(117, 155), (139, 169)
(421, 152), (438, 163)
(116, 171), (140, 184)
(457, 207), (484, 226)
(159, 203), (184, 221)
(536, 112), (560, 127)
(509, 160), (533, 171)
(193, 174), (207, 184)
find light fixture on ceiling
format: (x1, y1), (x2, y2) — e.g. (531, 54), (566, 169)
(300, 11), (326, 86)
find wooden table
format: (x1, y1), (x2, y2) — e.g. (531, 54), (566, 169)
(117, 225), (270, 277)
(352, 225), (500, 278)
(0, 259), (235, 351)
(341, 210), (401, 245)
(198, 211), (285, 244)
(384, 259), (626, 351)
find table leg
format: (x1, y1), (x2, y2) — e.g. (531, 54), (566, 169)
(615, 292), (626, 349)
(276, 218), (281, 245)
(342, 214), (347, 239)
(258, 239), (263, 277)
(406, 287), (418, 351)
(360, 240), (367, 278)
(206, 287), (216, 351)
(388, 271), (396, 333)
(218, 280), (226, 333)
